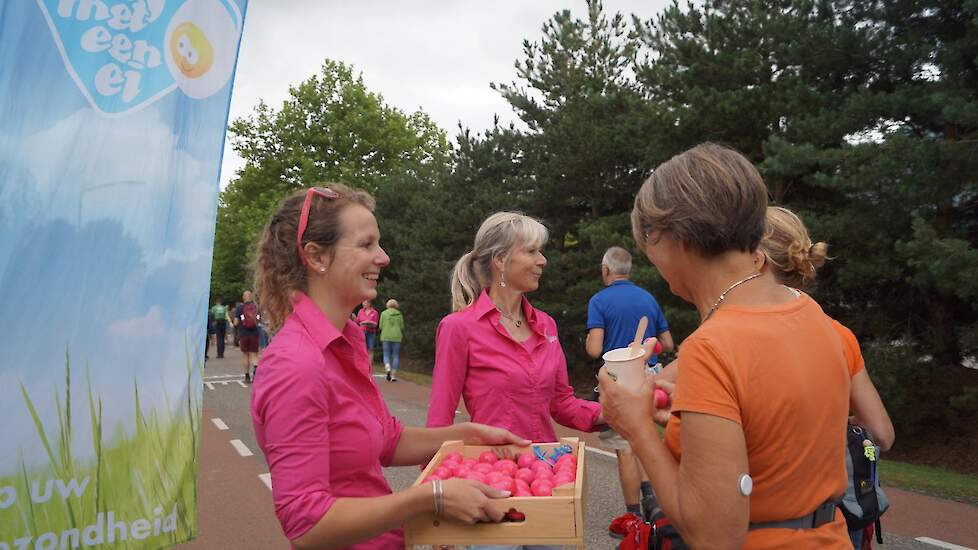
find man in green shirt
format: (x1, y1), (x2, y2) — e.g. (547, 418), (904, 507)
(210, 298), (229, 359)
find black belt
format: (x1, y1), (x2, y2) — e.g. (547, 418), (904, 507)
(748, 499), (840, 531)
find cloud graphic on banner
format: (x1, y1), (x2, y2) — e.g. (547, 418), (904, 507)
(36, 0), (242, 116)
(108, 305), (166, 338)
(3, 107), (219, 265)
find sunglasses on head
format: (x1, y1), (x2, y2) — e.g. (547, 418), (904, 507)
(297, 187), (342, 266)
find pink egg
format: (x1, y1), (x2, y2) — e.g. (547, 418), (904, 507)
(455, 466), (471, 478)
(494, 459), (518, 475)
(444, 452), (464, 464)
(554, 469), (575, 481)
(514, 486), (533, 497)
(554, 463), (576, 475)
(433, 466), (452, 479)
(486, 471), (508, 485)
(533, 469), (554, 482)
(553, 474), (574, 487)
(555, 455), (576, 468)
(466, 471), (487, 484)
(530, 461), (553, 474)
(530, 479), (554, 496)
(473, 463), (494, 474)
(427, 472), (444, 481)
(516, 453), (536, 469)
(490, 481), (512, 493)
(462, 458), (478, 468)
(514, 478), (531, 493)
(515, 468), (535, 484)
(478, 451), (499, 464)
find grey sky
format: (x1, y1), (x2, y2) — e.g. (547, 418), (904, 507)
(220, 1), (672, 187)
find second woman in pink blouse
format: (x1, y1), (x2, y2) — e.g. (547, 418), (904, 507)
(426, 212), (603, 443)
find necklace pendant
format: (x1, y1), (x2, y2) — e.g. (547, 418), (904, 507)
(514, 319), (522, 328)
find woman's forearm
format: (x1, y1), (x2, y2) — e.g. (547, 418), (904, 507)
(390, 424), (477, 467)
(293, 485), (431, 550)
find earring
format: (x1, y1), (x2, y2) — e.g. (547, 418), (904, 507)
(320, 267), (326, 273)
(499, 272), (507, 288)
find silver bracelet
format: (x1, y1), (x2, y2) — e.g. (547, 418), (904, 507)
(432, 479), (443, 517)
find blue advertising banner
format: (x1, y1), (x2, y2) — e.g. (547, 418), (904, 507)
(0, 0), (246, 547)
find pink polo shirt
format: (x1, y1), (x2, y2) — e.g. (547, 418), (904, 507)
(251, 291), (405, 549)
(426, 290), (601, 441)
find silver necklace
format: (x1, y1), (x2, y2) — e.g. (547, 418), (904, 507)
(703, 272), (762, 323)
(494, 304), (524, 328)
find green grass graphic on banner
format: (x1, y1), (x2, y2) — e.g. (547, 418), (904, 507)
(0, 343), (201, 548)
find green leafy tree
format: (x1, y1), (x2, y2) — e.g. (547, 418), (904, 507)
(211, 60), (450, 304)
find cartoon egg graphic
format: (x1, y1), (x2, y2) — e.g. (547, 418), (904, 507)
(164, 0), (241, 99)
(170, 21), (214, 79)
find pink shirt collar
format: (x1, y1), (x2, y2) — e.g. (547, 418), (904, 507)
(472, 289), (546, 337)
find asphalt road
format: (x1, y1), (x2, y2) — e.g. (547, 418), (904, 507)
(177, 346), (973, 550)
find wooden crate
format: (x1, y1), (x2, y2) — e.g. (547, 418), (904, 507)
(404, 437), (585, 549)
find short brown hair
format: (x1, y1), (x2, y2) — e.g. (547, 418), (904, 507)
(631, 143), (768, 256)
(254, 183), (375, 331)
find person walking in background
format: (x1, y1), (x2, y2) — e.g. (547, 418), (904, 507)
(357, 299), (380, 364)
(251, 184), (528, 549)
(379, 299), (403, 381)
(210, 297), (229, 359)
(234, 290), (261, 383)
(585, 246), (673, 536)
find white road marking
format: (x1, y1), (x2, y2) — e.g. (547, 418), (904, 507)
(220, 380), (229, 385)
(211, 418), (229, 431)
(204, 374), (247, 381)
(230, 439), (254, 457)
(915, 538), (975, 550)
(586, 447), (618, 459)
(236, 380), (247, 388)
(205, 382), (215, 391)
(372, 374), (385, 378)
(259, 473), (272, 490)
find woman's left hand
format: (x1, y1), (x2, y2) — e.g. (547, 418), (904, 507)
(462, 422), (531, 447)
(598, 366), (658, 443)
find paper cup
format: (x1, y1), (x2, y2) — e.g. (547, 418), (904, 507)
(601, 346), (647, 387)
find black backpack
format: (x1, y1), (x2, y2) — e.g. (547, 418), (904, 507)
(841, 423), (889, 544)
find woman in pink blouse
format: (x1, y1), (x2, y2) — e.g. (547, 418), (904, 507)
(355, 299), (379, 363)
(427, 211), (603, 453)
(427, 212), (603, 550)
(251, 185), (530, 550)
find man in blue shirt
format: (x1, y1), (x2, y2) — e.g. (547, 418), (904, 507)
(586, 246), (674, 537)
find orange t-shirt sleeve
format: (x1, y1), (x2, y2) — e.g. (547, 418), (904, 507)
(672, 336), (743, 426)
(831, 320), (864, 378)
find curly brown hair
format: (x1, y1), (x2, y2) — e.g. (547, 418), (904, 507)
(253, 184), (375, 332)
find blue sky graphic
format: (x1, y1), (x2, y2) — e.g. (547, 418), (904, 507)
(0, 0), (245, 465)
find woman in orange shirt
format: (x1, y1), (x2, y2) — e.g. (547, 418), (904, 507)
(756, 206), (894, 548)
(757, 206), (894, 452)
(599, 143), (853, 549)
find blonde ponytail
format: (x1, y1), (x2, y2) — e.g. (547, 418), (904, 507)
(450, 252), (483, 312)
